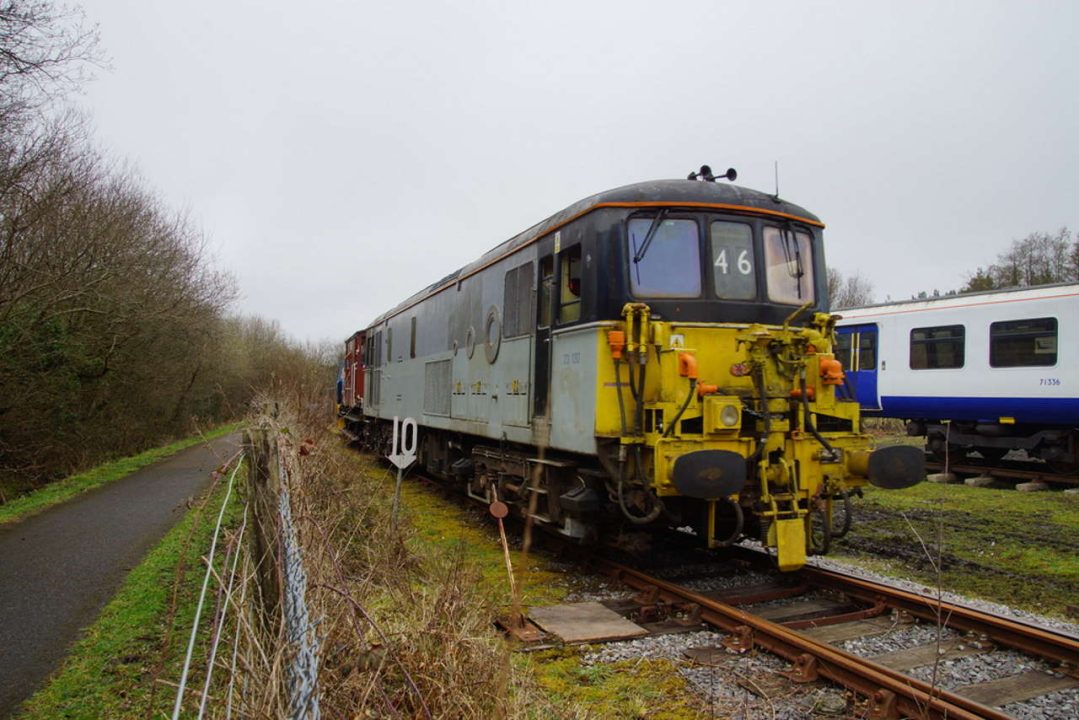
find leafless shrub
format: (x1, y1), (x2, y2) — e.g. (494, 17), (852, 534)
(862, 417), (908, 438)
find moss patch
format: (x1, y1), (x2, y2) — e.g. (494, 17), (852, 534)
(395, 475), (576, 609)
(518, 648), (704, 719)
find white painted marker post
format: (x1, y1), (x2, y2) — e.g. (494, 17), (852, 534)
(388, 416), (417, 526)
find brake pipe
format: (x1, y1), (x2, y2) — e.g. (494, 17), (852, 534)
(799, 374), (839, 461)
(663, 377), (697, 438)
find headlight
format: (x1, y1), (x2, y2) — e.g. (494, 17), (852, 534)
(704, 396), (742, 433)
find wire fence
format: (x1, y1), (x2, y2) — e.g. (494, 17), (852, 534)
(168, 426), (323, 719)
(277, 454), (321, 719)
(172, 457), (241, 720)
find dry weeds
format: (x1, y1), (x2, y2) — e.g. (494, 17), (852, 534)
(228, 396), (565, 719)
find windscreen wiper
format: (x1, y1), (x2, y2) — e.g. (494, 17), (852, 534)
(632, 209), (669, 267)
(780, 227), (805, 299)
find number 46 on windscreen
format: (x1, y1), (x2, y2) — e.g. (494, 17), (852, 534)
(715, 249), (752, 275)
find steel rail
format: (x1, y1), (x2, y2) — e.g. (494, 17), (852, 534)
(597, 558), (1012, 720)
(924, 458), (1079, 486)
(796, 562), (1079, 668)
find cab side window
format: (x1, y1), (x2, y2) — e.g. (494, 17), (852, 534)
(558, 246), (582, 324)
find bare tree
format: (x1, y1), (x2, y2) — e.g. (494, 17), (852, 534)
(827, 267), (875, 309)
(0, 0), (101, 130)
(961, 227), (1075, 292)
(0, 3), (334, 496)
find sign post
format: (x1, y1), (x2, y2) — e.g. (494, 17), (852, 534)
(388, 416), (417, 526)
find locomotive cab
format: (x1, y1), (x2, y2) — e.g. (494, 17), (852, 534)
(541, 182), (924, 569)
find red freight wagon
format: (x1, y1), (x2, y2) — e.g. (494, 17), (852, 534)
(343, 330), (365, 410)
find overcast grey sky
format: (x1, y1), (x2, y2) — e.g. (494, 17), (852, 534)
(77, 0), (1078, 343)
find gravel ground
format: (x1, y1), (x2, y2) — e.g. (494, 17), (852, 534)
(562, 583), (635, 604)
(679, 569), (779, 593)
(681, 653), (852, 720)
(1003, 687), (1079, 720)
(580, 630), (855, 719)
(839, 621), (961, 657)
(907, 649), (1052, 688)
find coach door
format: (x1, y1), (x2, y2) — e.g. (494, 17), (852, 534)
(533, 254), (555, 418)
(836, 324), (880, 410)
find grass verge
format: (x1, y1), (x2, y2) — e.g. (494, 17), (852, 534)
(0, 423), (240, 526)
(18, 465), (243, 719)
(390, 463), (708, 717)
(833, 481), (1079, 618)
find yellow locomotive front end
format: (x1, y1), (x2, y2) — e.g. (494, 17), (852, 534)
(594, 304), (922, 572)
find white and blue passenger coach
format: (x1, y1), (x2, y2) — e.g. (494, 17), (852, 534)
(835, 284), (1079, 469)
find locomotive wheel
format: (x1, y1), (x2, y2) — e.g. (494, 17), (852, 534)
(829, 491), (853, 539)
(975, 447), (1008, 463)
(808, 506), (831, 556)
(710, 497), (744, 548)
(931, 444), (969, 464)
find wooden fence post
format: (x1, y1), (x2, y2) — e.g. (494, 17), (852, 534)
(244, 426), (282, 627)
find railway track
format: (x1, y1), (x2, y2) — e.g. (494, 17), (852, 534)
(568, 548), (1079, 719)
(923, 455), (1079, 487)
(369, 450), (1077, 716)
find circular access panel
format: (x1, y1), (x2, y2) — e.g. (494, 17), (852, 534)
(484, 306), (501, 364)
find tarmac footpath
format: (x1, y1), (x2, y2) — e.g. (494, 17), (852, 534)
(0, 433), (240, 717)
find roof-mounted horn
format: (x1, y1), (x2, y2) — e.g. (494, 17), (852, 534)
(687, 164), (737, 183)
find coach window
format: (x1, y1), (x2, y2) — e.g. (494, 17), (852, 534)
(763, 226), (815, 304)
(710, 221), (755, 299)
(990, 317), (1057, 367)
(835, 333), (853, 369)
(858, 331), (876, 370)
(558, 246), (582, 323)
(910, 325), (964, 369)
(409, 317), (417, 359)
(628, 217), (701, 297)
